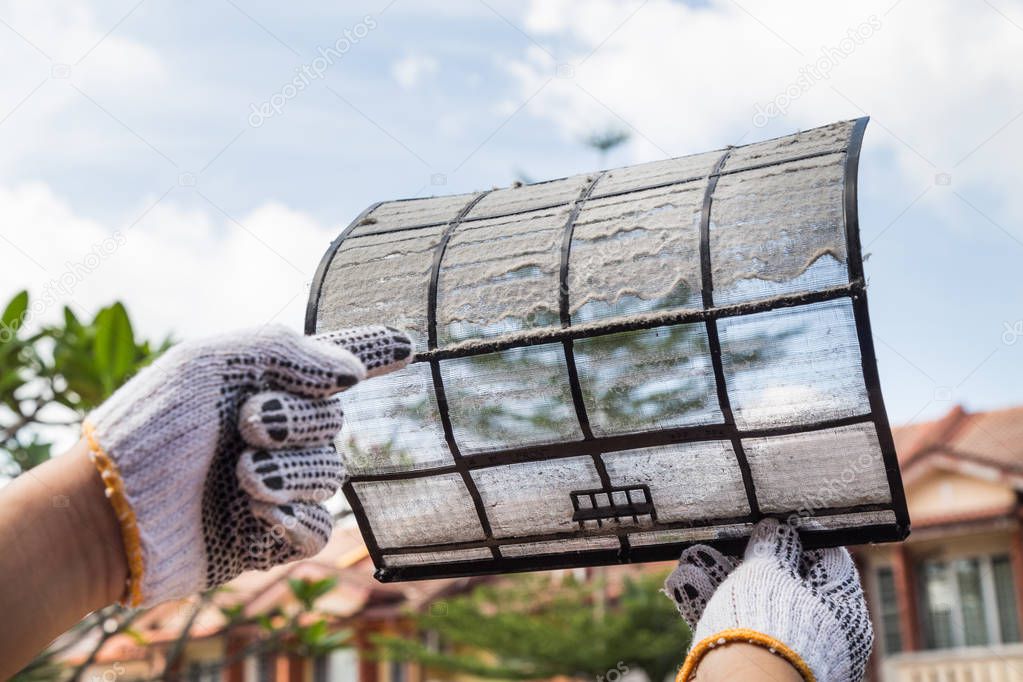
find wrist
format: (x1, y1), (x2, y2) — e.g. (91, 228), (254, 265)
(692, 642), (805, 682)
(66, 437), (130, 606)
(0, 439), (128, 677)
(82, 422), (147, 605)
(681, 629), (813, 682)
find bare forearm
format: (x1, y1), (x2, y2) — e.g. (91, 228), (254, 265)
(694, 644), (804, 682)
(0, 438), (126, 678)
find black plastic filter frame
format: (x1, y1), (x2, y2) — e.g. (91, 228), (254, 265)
(557, 170), (631, 557)
(843, 117), (911, 539)
(699, 146), (761, 523)
(571, 485), (656, 527)
(425, 190), (502, 560)
(306, 117), (911, 582)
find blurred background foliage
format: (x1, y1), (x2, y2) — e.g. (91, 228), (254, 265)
(0, 290), (171, 476)
(373, 571), (689, 682)
(16, 577), (351, 682)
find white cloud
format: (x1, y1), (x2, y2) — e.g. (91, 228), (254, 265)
(508, 0), (1023, 206)
(0, 1), (167, 177)
(0, 182), (334, 342)
(501, 0), (1023, 423)
(391, 54), (440, 90)
(0, 2), (164, 71)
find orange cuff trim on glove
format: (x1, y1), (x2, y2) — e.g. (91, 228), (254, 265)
(676, 628), (815, 682)
(83, 421), (144, 607)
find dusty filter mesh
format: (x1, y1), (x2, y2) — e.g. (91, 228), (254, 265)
(307, 117), (910, 582)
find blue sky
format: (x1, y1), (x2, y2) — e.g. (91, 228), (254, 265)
(1, 0), (1022, 426)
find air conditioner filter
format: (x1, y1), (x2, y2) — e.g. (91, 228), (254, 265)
(306, 117), (909, 582)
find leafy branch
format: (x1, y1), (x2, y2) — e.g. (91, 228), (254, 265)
(0, 290), (170, 476)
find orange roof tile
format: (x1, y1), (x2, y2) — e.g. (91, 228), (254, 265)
(893, 404), (1023, 472)
(946, 406), (1023, 470)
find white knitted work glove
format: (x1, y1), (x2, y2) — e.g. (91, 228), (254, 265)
(83, 324), (412, 606)
(664, 519), (873, 682)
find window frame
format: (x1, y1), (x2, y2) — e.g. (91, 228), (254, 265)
(917, 552), (1019, 650)
(872, 565), (903, 654)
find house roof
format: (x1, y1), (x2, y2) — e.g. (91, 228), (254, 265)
(59, 521), (470, 666)
(890, 404), (1023, 533)
(893, 404), (1023, 473)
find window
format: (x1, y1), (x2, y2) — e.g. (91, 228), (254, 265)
(315, 650), (358, 682)
(422, 628), (441, 653)
(186, 662), (218, 682)
(388, 659), (406, 682)
(993, 556), (1021, 643)
(313, 656), (329, 682)
(875, 566), (902, 654)
(918, 554), (1021, 649)
(257, 653), (277, 682)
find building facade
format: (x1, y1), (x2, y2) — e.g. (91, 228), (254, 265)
(857, 406), (1023, 681)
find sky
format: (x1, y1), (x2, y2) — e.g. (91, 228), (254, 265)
(1, 0), (1022, 426)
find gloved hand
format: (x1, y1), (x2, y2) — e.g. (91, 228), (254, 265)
(83, 324), (412, 606)
(664, 519), (873, 682)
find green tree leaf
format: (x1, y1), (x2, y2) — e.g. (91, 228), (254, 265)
(63, 306), (81, 333)
(3, 299), (169, 477)
(299, 620), (328, 645)
(1, 290), (29, 336)
(289, 577), (338, 611)
(92, 303), (136, 390)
